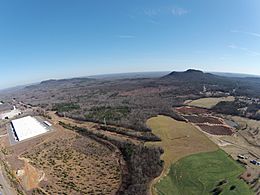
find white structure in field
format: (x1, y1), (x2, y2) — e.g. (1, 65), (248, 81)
(43, 121), (52, 127)
(11, 116), (48, 141)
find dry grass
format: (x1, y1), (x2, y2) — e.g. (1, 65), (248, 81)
(186, 96), (235, 109)
(20, 131), (121, 195)
(146, 115), (217, 171)
(226, 115), (260, 148)
(231, 115), (260, 129)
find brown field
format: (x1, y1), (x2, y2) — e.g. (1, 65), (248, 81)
(146, 115), (218, 168)
(230, 116), (260, 129)
(175, 106), (209, 115)
(146, 115), (218, 194)
(21, 131), (121, 195)
(185, 96), (235, 109)
(229, 116), (260, 147)
(197, 124), (234, 135)
(184, 115), (223, 124)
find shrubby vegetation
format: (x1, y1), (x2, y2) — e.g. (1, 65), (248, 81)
(52, 102), (80, 112)
(59, 121), (163, 195)
(213, 101), (241, 115)
(85, 106), (131, 121)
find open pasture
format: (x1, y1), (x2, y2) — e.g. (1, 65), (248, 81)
(146, 115), (218, 170)
(146, 115), (218, 194)
(155, 150), (253, 195)
(185, 96), (235, 109)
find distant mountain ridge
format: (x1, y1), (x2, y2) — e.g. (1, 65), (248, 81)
(40, 77), (94, 85)
(211, 72), (260, 78)
(162, 69), (260, 97)
(166, 69), (209, 77)
(1, 69), (260, 94)
(162, 69), (226, 82)
(87, 71), (170, 79)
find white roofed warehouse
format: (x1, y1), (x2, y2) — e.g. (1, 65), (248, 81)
(11, 116), (49, 142)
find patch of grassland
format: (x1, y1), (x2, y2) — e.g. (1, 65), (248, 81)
(155, 149), (253, 195)
(186, 96), (235, 109)
(146, 115), (218, 171)
(231, 115), (260, 130)
(146, 115), (218, 194)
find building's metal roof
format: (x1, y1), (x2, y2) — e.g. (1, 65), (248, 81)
(11, 116), (48, 141)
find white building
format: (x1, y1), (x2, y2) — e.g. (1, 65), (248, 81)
(11, 116), (49, 141)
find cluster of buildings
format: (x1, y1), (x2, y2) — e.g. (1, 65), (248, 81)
(238, 96), (260, 104)
(0, 106), (21, 120)
(0, 102), (52, 144)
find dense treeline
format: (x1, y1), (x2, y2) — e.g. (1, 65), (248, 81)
(213, 99), (260, 120)
(99, 125), (161, 142)
(52, 102), (80, 112)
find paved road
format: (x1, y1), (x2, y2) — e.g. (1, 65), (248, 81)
(0, 149), (16, 195)
(0, 168), (16, 195)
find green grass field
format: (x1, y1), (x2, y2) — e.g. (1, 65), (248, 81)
(155, 150), (253, 195)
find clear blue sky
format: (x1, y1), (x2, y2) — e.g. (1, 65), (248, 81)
(0, 0), (260, 89)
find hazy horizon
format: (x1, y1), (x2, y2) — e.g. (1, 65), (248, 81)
(0, 0), (260, 89)
(1, 69), (260, 91)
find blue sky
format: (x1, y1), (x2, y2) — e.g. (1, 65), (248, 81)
(0, 0), (260, 89)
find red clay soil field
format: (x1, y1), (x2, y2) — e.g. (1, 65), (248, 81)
(197, 124), (233, 136)
(175, 106), (209, 115)
(184, 115), (223, 124)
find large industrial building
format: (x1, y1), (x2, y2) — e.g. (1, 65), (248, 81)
(11, 116), (49, 142)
